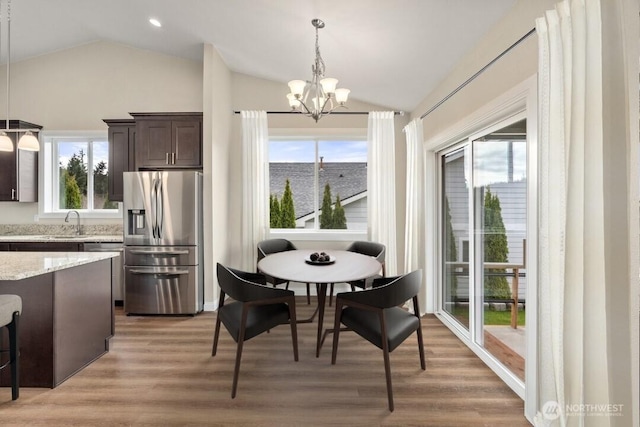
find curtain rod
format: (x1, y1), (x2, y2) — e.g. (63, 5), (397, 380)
(233, 110), (404, 116)
(419, 27), (536, 120)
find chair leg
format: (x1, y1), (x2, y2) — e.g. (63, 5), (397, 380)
(331, 303), (343, 365)
(231, 310), (249, 399)
(329, 283), (334, 306)
(8, 312), (19, 401)
(416, 321), (426, 370)
(212, 316), (221, 356)
(306, 283), (311, 305)
(380, 312), (394, 411)
(288, 298), (299, 361)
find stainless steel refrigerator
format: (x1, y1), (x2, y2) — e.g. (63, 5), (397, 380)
(123, 171), (203, 315)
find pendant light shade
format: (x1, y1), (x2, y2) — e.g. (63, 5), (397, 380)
(0, 131), (12, 151)
(17, 131), (39, 151)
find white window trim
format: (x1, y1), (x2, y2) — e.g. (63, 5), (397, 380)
(423, 75), (537, 419)
(38, 130), (122, 219)
(268, 127), (368, 240)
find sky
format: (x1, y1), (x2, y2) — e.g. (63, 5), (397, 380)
(58, 139), (109, 171)
(269, 140), (367, 163)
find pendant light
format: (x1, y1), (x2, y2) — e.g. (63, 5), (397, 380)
(0, 0), (38, 152)
(0, 0), (12, 152)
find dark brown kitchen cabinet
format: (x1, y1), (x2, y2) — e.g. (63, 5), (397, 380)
(6, 242), (84, 251)
(104, 119), (136, 202)
(0, 120), (42, 202)
(131, 113), (202, 170)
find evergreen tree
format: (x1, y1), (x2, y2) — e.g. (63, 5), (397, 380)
(332, 195), (347, 229)
(483, 188), (510, 299)
(270, 194), (282, 228)
(93, 160), (109, 198)
(65, 174), (82, 209)
(67, 150), (88, 196)
(280, 179), (296, 228)
(320, 183), (334, 229)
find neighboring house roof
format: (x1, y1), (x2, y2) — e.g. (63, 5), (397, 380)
(269, 162), (367, 219)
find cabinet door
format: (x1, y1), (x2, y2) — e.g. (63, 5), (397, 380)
(107, 124), (135, 201)
(172, 119), (202, 167)
(9, 242), (83, 251)
(136, 120), (172, 169)
(0, 148), (17, 201)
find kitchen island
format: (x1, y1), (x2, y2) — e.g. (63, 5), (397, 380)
(0, 251), (118, 388)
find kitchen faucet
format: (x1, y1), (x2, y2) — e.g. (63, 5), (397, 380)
(64, 210), (82, 235)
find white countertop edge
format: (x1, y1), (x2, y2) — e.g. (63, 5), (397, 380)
(0, 235), (123, 243)
(0, 252), (119, 281)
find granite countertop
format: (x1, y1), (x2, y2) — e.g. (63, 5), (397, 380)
(0, 252), (120, 281)
(0, 234), (123, 243)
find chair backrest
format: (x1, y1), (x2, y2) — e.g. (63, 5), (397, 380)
(346, 241), (385, 263)
(217, 263), (292, 302)
(340, 270), (422, 309)
(257, 238), (297, 262)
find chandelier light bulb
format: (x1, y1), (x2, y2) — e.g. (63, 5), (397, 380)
(287, 80), (306, 97)
(286, 93), (300, 108)
(320, 78), (338, 94)
(335, 88), (350, 104)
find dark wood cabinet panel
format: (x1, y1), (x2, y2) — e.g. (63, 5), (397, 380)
(7, 242), (84, 251)
(131, 113), (202, 169)
(0, 243), (10, 251)
(105, 119), (136, 202)
(0, 120), (42, 202)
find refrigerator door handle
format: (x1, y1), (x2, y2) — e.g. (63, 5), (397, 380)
(151, 178), (160, 239)
(129, 269), (190, 276)
(129, 249), (190, 255)
(157, 177), (164, 239)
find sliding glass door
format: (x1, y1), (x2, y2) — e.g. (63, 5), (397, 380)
(439, 116), (527, 382)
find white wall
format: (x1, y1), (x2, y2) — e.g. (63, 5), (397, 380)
(0, 41), (203, 224)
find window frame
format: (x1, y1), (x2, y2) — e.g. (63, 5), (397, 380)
(267, 128), (367, 241)
(38, 131), (122, 219)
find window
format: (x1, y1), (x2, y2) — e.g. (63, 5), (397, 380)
(268, 137), (367, 231)
(40, 132), (120, 217)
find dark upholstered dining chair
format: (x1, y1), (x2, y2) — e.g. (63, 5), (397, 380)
(328, 240), (386, 306)
(331, 270), (424, 412)
(212, 263), (299, 398)
(257, 238), (311, 304)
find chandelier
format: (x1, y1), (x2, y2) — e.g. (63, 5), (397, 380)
(286, 19), (350, 122)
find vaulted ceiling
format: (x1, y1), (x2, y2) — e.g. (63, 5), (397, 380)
(7, 0), (517, 112)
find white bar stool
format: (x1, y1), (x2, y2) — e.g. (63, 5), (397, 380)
(0, 294), (21, 400)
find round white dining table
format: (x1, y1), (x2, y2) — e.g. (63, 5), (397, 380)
(257, 249), (382, 357)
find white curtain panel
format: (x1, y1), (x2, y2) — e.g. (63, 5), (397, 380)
(240, 111), (269, 271)
(368, 111), (398, 276)
(403, 118), (424, 274)
(536, 0), (618, 424)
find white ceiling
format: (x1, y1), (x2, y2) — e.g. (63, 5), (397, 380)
(7, 0), (517, 112)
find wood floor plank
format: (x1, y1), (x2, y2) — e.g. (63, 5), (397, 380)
(0, 298), (528, 426)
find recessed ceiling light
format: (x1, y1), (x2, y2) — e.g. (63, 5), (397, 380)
(149, 18), (162, 28)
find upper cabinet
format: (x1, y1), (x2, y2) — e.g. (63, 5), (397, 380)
(104, 119), (136, 202)
(131, 113), (202, 170)
(0, 120), (42, 202)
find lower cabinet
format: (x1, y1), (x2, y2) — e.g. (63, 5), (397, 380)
(5, 242), (84, 251)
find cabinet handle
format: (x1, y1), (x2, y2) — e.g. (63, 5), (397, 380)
(165, 153), (169, 164)
(11, 189), (15, 200)
(171, 152), (175, 164)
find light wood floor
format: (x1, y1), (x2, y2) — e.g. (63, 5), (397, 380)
(0, 298), (529, 426)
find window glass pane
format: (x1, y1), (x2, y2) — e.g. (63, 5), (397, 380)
(92, 140), (117, 210)
(58, 141), (88, 209)
(317, 140), (367, 230)
(269, 140), (315, 229)
(268, 138), (367, 231)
